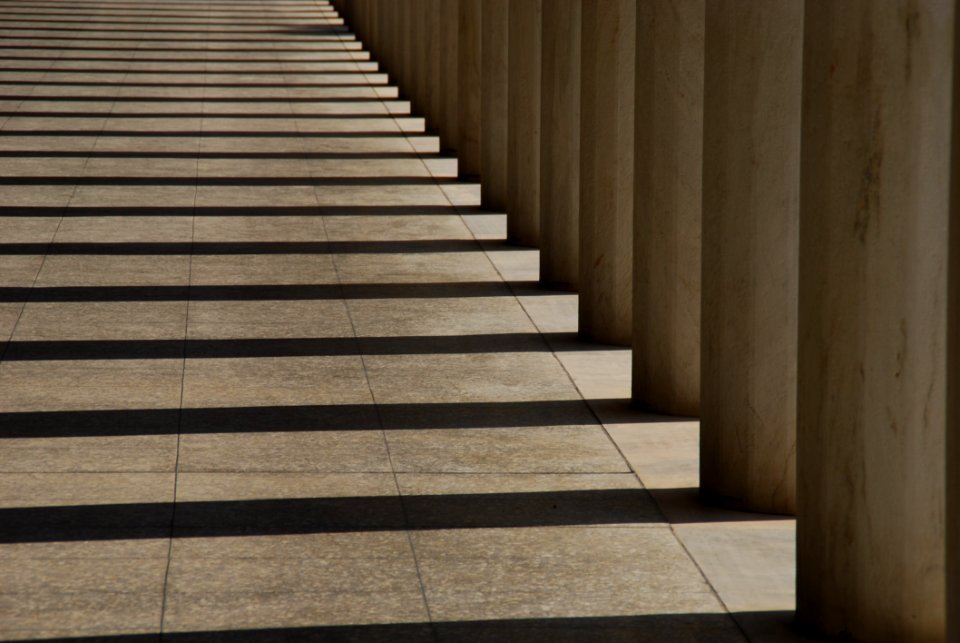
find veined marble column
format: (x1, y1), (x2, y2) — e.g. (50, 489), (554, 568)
(699, 1), (802, 515)
(579, 0), (635, 346)
(439, 0), (459, 152)
(457, 0), (482, 177)
(507, 0), (543, 246)
(632, 0), (703, 416)
(798, 2), (952, 640)
(481, 0), (509, 210)
(538, 0), (581, 290)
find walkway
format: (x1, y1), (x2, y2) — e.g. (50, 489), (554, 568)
(0, 1), (792, 641)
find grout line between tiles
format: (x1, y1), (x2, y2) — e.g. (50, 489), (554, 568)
(315, 19), (440, 642)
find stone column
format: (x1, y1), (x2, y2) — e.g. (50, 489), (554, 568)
(457, 0), (482, 178)
(538, 0), (580, 290)
(412, 0), (428, 115)
(425, 0), (442, 131)
(951, 7), (960, 633)
(506, 0), (542, 246)
(481, 0), (509, 210)
(387, 0), (401, 83)
(797, 2), (952, 640)
(632, 0), (703, 417)
(698, 1), (802, 515)
(398, 1), (413, 103)
(578, 0), (635, 346)
(439, 0), (459, 152)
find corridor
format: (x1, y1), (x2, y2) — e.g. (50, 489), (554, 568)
(0, 1), (791, 640)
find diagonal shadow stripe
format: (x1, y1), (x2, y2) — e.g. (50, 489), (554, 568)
(0, 96), (390, 103)
(0, 37), (357, 43)
(0, 333), (584, 361)
(0, 205), (481, 217)
(0, 151), (425, 159)
(0, 66), (365, 72)
(0, 282), (538, 303)
(0, 399), (608, 438)
(0, 58), (371, 64)
(0, 47), (359, 53)
(0, 240), (486, 255)
(3, 113), (403, 120)
(5, 613), (757, 643)
(0, 131), (415, 138)
(0, 177), (453, 187)
(0, 488), (663, 543)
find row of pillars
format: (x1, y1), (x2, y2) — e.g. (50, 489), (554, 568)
(331, 0), (959, 640)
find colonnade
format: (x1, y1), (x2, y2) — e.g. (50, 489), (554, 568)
(331, 1), (959, 640)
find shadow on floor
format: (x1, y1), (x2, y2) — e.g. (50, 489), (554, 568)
(1, 333), (612, 361)
(0, 399), (664, 438)
(12, 612), (808, 642)
(0, 488), (664, 543)
(0, 282), (545, 303)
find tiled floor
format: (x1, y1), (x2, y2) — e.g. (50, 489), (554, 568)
(0, 2), (799, 641)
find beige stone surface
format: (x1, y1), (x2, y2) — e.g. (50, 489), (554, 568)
(798, 2), (952, 639)
(700, 0), (802, 515)
(632, 0), (704, 417)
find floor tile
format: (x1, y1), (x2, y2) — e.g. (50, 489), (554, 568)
(0, 217), (61, 244)
(347, 297), (535, 337)
(14, 301), (187, 340)
(413, 526), (727, 621)
(0, 436), (179, 473)
(187, 300), (353, 339)
(364, 353), (581, 404)
(192, 215), (327, 242)
(190, 254), (339, 286)
(35, 254), (191, 287)
(53, 215), (196, 243)
(0, 472), (174, 507)
(323, 214), (472, 241)
(164, 534), (428, 633)
(386, 426), (630, 474)
(181, 355), (372, 407)
(0, 255), (44, 288)
(333, 252), (499, 284)
(0, 558), (167, 639)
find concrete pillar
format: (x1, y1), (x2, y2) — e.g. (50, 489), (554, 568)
(698, 1), (802, 515)
(506, 0), (542, 246)
(439, 0), (459, 152)
(481, 0), (509, 210)
(457, 0), (482, 177)
(425, 0), (442, 130)
(578, 0), (635, 346)
(632, 0), (703, 417)
(797, 2), (953, 640)
(412, 0), (428, 115)
(951, 6), (960, 634)
(386, 0), (400, 82)
(538, 0), (580, 290)
(398, 2), (413, 102)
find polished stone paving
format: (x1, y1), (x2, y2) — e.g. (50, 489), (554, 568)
(0, 1), (805, 641)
